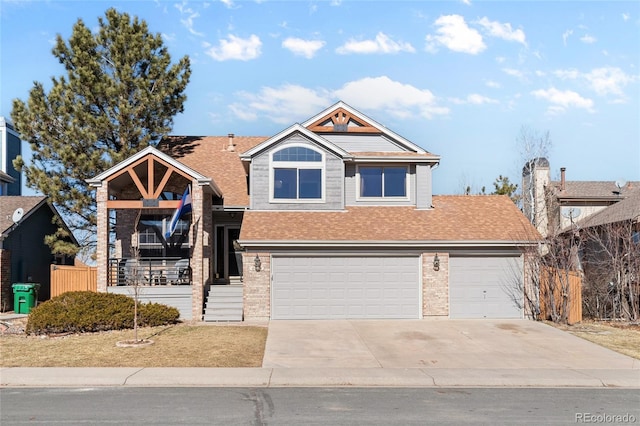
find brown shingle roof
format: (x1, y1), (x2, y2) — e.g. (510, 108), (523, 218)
(554, 181), (640, 199)
(578, 190), (640, 228)
(240, 195), (540, 243)
(0, 196), (47, 235)
(160, 136), (267, 207)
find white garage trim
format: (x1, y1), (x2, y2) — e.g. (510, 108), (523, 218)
(449, 255), (524, 319)
(271, 254), (421, 320)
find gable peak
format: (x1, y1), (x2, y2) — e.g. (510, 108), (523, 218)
(307, 107), (381, 134)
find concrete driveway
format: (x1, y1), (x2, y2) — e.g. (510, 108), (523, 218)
(262, 319), (639, 370)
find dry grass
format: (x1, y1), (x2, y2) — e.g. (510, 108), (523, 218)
(0, 323), (268, 367)
(551, 321), (640, 360)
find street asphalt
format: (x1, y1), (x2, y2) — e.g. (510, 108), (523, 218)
(1, 317), (638, 388)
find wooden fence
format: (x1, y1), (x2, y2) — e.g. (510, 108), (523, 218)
(50, 264), (97, 298)
(539, 267), (582, 324)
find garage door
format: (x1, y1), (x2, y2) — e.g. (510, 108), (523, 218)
(271, 256), (420, 319)
(449, 256), (523, 319)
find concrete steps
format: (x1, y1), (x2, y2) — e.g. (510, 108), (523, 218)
(203, 284), (243, 322)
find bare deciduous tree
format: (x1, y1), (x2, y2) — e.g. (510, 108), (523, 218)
(580, 220), (639, 321)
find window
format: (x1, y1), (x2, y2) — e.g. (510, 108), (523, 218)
(271, 146), (324, 201)
(359, 166), (407, 198)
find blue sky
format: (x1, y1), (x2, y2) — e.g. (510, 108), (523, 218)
(1, 0), (639, 195)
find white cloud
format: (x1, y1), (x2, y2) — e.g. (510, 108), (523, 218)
(228, 77), (450, 123)
(502, 68), (527, 81)
(175, 2), (204, 37)
(425, 15), (485, 55)
(585, 67), (635, 97)
(622, 13), (630, 21)
(336, 32), (415, 55)
(162, 33), (176, 43)
(553, 69), (580, 80)
(220, 0), (234, 8)
(282, 38), (325, 59)
(205, 34), (262, 61)
(333, 76), (449, 119)
(562, 29), (573, 46)
(450, 94), (499, 105)
(531, 87), (594, 113)
(462, 0), (472, 5)
(580, 34), (597, 44)
(230, 85), (332, 124)
(552, 67), (636, 100)
(476, 17), (526, 46)
(485, 80), (501, 89)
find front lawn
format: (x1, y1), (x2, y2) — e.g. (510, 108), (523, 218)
(0, 322), (267, 367)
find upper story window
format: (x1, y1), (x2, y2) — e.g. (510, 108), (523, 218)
(358, 166), (408, 198)
(271, 146), (325, 202)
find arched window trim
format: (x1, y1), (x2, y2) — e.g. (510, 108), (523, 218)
(269, 144), (326, 203)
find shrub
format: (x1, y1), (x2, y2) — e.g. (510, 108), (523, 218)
(26, 291), (180, 335)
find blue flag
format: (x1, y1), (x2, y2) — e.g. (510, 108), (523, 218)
(165, 185), (192, 239)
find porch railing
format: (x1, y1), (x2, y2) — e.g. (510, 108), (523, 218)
(108, 257), (192, 286)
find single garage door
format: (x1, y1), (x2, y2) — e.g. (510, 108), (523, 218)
(271, 256), (420, 320)
(449, 256), (523, 319)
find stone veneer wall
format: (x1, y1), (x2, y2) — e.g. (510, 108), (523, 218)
(242, 252), (271, 320)
(422, 252), (449, 317)
(96, 185), (109, 293)
(0, 249), (11, 312)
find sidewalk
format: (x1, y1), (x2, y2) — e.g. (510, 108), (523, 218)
(2, 315), (639, 388)
(1, 366), (639, 388)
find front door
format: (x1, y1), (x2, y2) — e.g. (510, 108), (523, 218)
(215, 226), (242, 282)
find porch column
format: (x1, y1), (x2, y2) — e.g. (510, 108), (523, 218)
(191, 182), (205, 321)
(96, 184), (109, 293)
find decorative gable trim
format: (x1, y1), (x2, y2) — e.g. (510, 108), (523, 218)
(303, 101), (429, 154)
(306, 107), (381, 134)
(86, 146), (221, 196)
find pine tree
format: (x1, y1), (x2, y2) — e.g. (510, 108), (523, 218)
(492, 175), (520, 204)
(11, 8), (191, 256)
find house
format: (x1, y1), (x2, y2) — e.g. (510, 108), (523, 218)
(88, 101), (540, 321)
(522, 158), (639, 237)
(0, 196), (77, 311)
(0, 117), (22, 196)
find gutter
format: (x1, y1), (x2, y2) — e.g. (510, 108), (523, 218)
(237, 239), (540, 248)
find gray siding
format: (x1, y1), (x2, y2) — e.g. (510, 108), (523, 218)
(415, 164), (433, 209)
(250, 134), (344, 210)
(321, 134), (405, 152)
(345, 163), (416, 206)
(108, 286), (193, 321)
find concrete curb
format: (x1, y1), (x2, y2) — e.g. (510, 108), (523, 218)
(2, 367), (638, 388)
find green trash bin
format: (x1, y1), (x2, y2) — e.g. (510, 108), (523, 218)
(12, 283), (40, 314)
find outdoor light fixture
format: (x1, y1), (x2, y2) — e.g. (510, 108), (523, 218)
(254, 255), (262, 272)
(433, 254), (440, 271)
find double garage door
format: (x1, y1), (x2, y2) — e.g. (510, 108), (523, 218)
(449, 256), (523, 319)
(271, 256), (420, 320)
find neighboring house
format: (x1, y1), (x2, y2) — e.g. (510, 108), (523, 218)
(522, 158), (639, 237)
(0, 117), (22, 196)
(89, 101), (540, 322)
(0, 196), (76, 311)
(575, 189), (640, 319)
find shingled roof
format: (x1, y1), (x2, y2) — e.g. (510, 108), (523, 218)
(578, 190), (640, 228)
(240, 195), (540, 245)
(160, 136), (267, 207)
(0, 196), (47, 235)
(553, 181), (640, 200)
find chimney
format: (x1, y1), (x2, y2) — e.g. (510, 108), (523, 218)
(227, 133), (235, 152)
(560, 167), (566, 191)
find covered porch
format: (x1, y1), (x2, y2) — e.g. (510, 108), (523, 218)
(88, 146), (220, 321)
